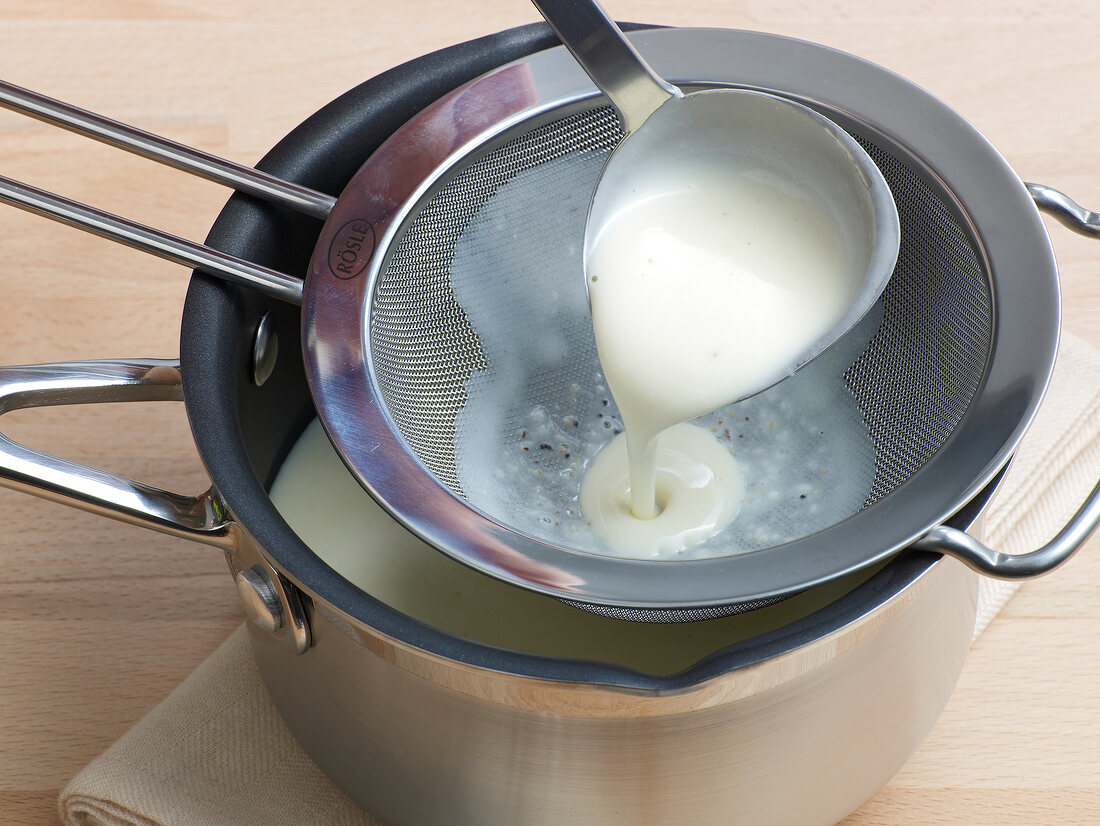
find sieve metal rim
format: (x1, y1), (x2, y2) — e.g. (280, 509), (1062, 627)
(302, 27), (1058, 612)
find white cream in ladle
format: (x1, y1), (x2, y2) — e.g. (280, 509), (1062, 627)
(533, 0), (900, 556)
(580, 168), (861, 554)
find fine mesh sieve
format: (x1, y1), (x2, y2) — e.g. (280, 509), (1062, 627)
(367, 106), (985, 621)
(303, 27), (1063, 618)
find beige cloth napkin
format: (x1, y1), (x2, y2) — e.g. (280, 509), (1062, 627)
(59, 331), (1100, 826)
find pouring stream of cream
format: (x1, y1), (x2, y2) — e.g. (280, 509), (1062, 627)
(580, 171), (861, 556)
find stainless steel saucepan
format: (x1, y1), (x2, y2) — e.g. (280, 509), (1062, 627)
(0, 21), (1097, 826)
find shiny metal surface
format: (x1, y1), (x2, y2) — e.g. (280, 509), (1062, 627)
(0, 77), (337, 304)
(0, 26), (1059, 822)
(584, 88), (900, 403)
(228, 532), (312, 655)
(906, 182), (1100, 575)
(302, 28), (1066, 611)
(251, 311), (279, 387)
(0, 79), (337, 220)
(914, 478), (1100, 577)
(533, 1), (898, 350)
(0, 359), (237, 549)
(0, 27), (1076, 615)
(1028, 181), (1100, 237)
(235, 566), (284, 634)
(0, 175), (305, 305)
(530, 0), (677, 133)
(250, 550), (978, 826)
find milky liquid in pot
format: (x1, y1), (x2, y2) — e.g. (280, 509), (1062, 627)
(270, 419), (882, 674)
(580, 172), (861, 556)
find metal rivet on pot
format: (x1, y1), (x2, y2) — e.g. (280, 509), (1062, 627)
(251, 312), (278, 387)
(235, 565), (285, 633)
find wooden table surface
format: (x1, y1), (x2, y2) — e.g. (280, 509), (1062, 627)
(0, 1), (1097, 824)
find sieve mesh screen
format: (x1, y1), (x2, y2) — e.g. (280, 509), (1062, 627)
(846, 138), (991, 505)
(370, 104), (993, 561)
(371, 109), (623, 493)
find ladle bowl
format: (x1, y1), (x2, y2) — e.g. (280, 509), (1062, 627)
(533, 0), (901, 394)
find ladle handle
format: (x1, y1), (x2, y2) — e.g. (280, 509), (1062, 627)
(530, 0), (678, 133)
(913, 474), (1100, 578)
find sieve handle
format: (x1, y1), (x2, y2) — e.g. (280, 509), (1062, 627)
(529, 0), (679, 134)
(0, 80), (336, 221)
(0, 175), (305, 305)
(912, 477), (1100, 578)
(931, 181), (1100, 575)
(0, 80), (324, 304)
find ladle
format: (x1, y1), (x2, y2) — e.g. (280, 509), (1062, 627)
(530, 0), (901, 397)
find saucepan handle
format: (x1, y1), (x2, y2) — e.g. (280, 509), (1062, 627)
(0, 358), (237, 551)
(912, 478), (1100, 577)
(1026, 182), (1100, 237)
(915, 182), (1100, 577)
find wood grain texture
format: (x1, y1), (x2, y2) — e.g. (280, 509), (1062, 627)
(0, 1), (1097, 824)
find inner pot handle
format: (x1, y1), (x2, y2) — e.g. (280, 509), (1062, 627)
(1026, 182), (1100, 237)
(912, 475), (1100, 579)
(0, 358), (236, 551)
(928, 183), (1100, 573)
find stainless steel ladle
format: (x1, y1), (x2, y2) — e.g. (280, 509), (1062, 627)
(531, 0), (902, 394)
